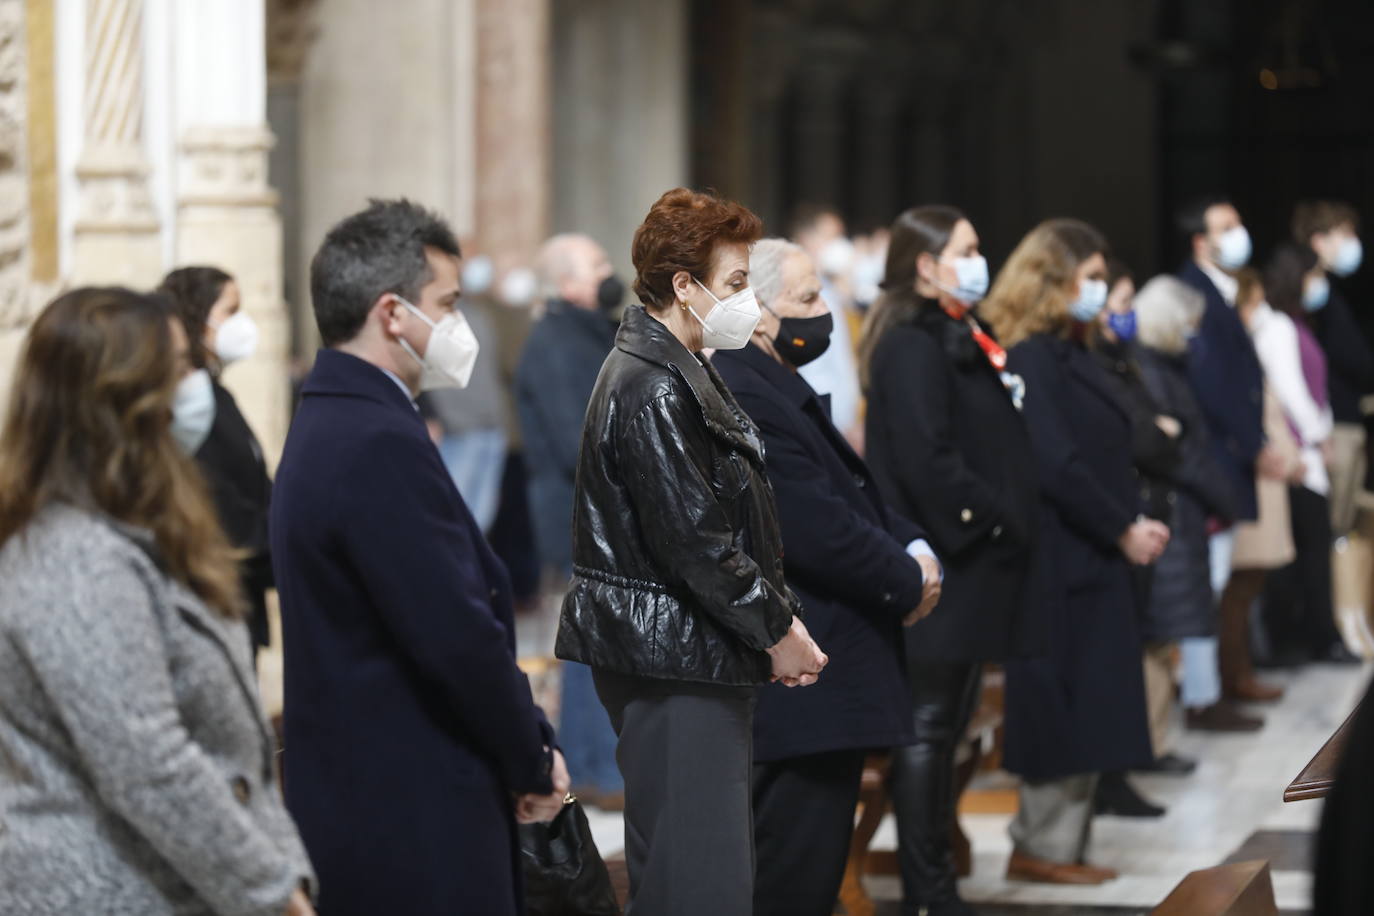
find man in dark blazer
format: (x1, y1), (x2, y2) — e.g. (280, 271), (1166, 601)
(1176, 194), (1280, 732)
(713, 239), (940, 916)
(272, 199), (568, 916)
(517, 233), (624, 807)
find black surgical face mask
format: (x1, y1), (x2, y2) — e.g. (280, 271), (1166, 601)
(596, 274), (625, 313)
(769, 307), (833, 368)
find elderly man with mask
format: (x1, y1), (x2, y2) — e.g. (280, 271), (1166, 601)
(515, 233), (623, 807)
(712, 238), (943, 916)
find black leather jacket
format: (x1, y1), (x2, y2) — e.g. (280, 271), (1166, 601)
(556, 305), (798, 685)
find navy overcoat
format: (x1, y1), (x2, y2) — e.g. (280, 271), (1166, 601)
(272, 349), (554, 916)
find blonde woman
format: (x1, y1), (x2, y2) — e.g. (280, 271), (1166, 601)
(981, 220), (1167, 884)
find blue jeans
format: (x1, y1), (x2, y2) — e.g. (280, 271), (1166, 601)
(1180, 530), (1234, 709)
(437, 428), (507, 533)
(560, 661), (623, 793)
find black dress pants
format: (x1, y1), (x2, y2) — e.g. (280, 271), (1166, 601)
(1264, 485), (1341, 655)
(752, 749), (866, 916)
(890, 660), (982, 909)
(592, 669), (756, 916)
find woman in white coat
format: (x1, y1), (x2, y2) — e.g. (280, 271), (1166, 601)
(1253, 246), (1358, 664)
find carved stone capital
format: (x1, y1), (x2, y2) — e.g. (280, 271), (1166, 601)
(177, 124), (278, 208)
(72, 148), (158, 231)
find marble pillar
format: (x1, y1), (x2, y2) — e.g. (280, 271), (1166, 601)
(0, 0), (60, 405)
(69, 0), (161, 286)
(476, 0), (550, 266)
(550, 0), (688, 277)
(297, 0), (478, 357)
(173, 0), (289, 466)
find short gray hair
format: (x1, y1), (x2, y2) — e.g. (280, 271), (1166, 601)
(1135, 275), (1205, 356)
(535, 233), (594, 300)
(749, 238), (807, 311)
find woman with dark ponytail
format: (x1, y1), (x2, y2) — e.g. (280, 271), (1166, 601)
(861, 206), (1039, 914)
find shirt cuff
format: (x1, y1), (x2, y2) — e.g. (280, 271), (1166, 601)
(906, 539), (943, 582)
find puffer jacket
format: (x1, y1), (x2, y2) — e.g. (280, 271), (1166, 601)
(556, 305), (797, 686)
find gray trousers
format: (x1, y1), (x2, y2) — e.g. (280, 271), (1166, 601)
(1009, 774), (1100, 864)
(593, 669), (756, 916)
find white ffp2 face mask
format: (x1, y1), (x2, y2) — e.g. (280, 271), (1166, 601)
(689, 278), (761, 350)
(211, 311), (259, 365)
(396, 298), (481, 390)
(171, 368), (216, 453)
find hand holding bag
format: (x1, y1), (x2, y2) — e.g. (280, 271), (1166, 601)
(519, 795), (620, 916)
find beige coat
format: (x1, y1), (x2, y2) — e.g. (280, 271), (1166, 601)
(1232, 385), (1299, 569)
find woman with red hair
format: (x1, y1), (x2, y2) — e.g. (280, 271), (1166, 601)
(557, 188), (827, 914)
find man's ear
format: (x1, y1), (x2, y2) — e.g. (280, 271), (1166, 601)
(374, 293), (404, 338)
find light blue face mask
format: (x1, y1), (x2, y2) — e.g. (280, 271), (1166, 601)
(936, 255), (990, 304)
(1214, 225), (1252, 271)
(1331, 236), (1363, 277)
(1303, 274), (1331, 312)
(1069, 278), (1109, 322)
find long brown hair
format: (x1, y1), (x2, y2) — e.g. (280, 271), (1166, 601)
(857, 205), (964, 389)
(0, 287), (244, 618)
(980, 218), (1108, 348)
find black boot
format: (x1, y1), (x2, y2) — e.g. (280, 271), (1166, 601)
(892, 663), (982, 915)
(1093, 771), (1165, 818)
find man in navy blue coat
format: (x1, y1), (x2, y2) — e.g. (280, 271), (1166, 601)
(272, 199), (568, 916)
(1176, 195), (1283, 733)
(516, 234), (623, 807)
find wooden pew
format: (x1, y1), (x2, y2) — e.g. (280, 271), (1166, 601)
(1151, 860), (1278, 916)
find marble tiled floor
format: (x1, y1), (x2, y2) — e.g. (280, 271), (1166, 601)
(581, 661), (1371, 914)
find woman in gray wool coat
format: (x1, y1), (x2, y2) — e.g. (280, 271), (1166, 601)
(0, 287), (314, 916)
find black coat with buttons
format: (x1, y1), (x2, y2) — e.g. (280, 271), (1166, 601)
(1135, 344), (1237, 640)
(1090, 338), (1181, 522)
(999, 333), (1153, 780)
(557, 306), (797, 686)
(713, 342), (925, 763)
(865, 305), (1040, 661)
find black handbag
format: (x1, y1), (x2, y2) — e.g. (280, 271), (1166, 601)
(519, 796), (621, 916)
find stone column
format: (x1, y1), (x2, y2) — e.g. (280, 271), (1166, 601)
(1, 0), (33, 331)
(69, 0), (161, 285)
(476, 0), (550, 266)
(173, 0), (289, 466)
(549, 0), (688, 278)
(0, 0), (63, 406)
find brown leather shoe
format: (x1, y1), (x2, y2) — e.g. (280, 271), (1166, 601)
(1225, 677), (1285, 703)
(1186, 700), (1264, 732)
(1075, 862), (1120, 882)
(1005, 850), (1115, 885)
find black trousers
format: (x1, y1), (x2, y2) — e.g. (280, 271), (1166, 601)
(1263, 485), (1341, 654)
(890, 660), (982, 908)
(592, 669), (756, 916)
(752, 749), (866, 916)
